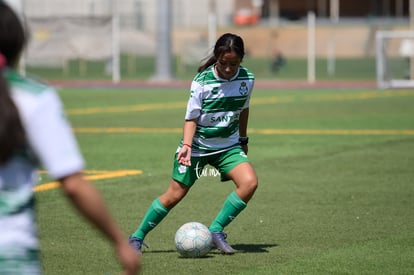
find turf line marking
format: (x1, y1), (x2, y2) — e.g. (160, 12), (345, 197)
(72, 127), (414, 136)
(252, 90), (413, 105)
(249, 129), (414, 136)
(34, 169), (143, 192)
(74, 127), (182, 134)
(67, 102), (186, 115)
(302, 90), (413, 102)
(65, 90), (413, 115)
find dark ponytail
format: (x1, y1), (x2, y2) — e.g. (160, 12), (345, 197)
(0, 61), (26, 163)
(0, 2), (27, 163)
(197, 33), (245, 73)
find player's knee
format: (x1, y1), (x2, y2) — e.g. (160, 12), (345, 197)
(243, 173), (258, 195)
(249, 175), (258, 194)
(161, 190), (187, 209)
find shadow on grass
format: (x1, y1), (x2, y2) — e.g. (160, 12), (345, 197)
(232, 243), (278, 253)
(144, 243), (278, 255)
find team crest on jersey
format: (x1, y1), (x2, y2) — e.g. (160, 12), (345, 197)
(239, 82), (248, 95)
(178, 165), (187, 174)
(211, 87), (219, 95)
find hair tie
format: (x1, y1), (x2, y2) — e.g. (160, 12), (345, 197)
(0, 53), (6, 69)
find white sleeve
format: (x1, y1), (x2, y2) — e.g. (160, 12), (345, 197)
(242, 80), (254, 110)
(18, 89), (85, 180)
(184, 81), (202, 120)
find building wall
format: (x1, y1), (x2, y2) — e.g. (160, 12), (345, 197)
(22, 0), (411, 59)
(273, 0), (410, 19)
(24, 0), (235, 30)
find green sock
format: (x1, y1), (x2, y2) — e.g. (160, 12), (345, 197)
(209, 191), (247, 232)
(131, 198), (169, 240)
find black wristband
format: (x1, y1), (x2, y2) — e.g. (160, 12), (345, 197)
(239, 136), (249, 145)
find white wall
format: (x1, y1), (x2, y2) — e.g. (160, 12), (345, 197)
(24, 0), (235, 30)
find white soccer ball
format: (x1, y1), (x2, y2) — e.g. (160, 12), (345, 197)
(174, 222), (213, 258)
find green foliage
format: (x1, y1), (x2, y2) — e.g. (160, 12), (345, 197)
(36, 87), (414, 274)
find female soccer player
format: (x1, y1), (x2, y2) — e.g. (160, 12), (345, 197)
(129, 33), (258, 255)
(0, 2), (140, 274)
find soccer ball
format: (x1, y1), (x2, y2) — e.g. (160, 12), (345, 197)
(174, 222), (213, 258)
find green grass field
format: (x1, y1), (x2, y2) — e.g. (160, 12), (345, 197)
(27, 56), (379, 81)
(35, 86), (414, 274)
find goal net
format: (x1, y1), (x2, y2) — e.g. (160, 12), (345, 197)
(376, 30), (414, 89)
(24, 15), (119, 81)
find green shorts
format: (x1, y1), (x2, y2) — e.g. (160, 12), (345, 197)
(171, 147), (250, 187)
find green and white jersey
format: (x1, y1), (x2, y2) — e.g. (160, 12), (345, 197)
(0, 69), (84, 273)
(183, 65), (254, 156)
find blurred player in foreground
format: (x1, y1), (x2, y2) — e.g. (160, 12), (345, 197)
(0, 1), (140, 274)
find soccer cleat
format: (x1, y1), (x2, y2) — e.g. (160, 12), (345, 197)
(128, 236), (148, 255)
(211, 231), (235, 254)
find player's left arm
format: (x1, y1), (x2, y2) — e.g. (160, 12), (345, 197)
(239, 107), (249, 154)
(239, 107), (249, 137)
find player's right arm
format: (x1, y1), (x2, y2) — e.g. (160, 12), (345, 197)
(177, 119), (197, 166)
(59, 172), (140, 275)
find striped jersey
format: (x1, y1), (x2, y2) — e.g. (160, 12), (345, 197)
(0, 69), (84, 273)
(182, 65), (255, 156)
